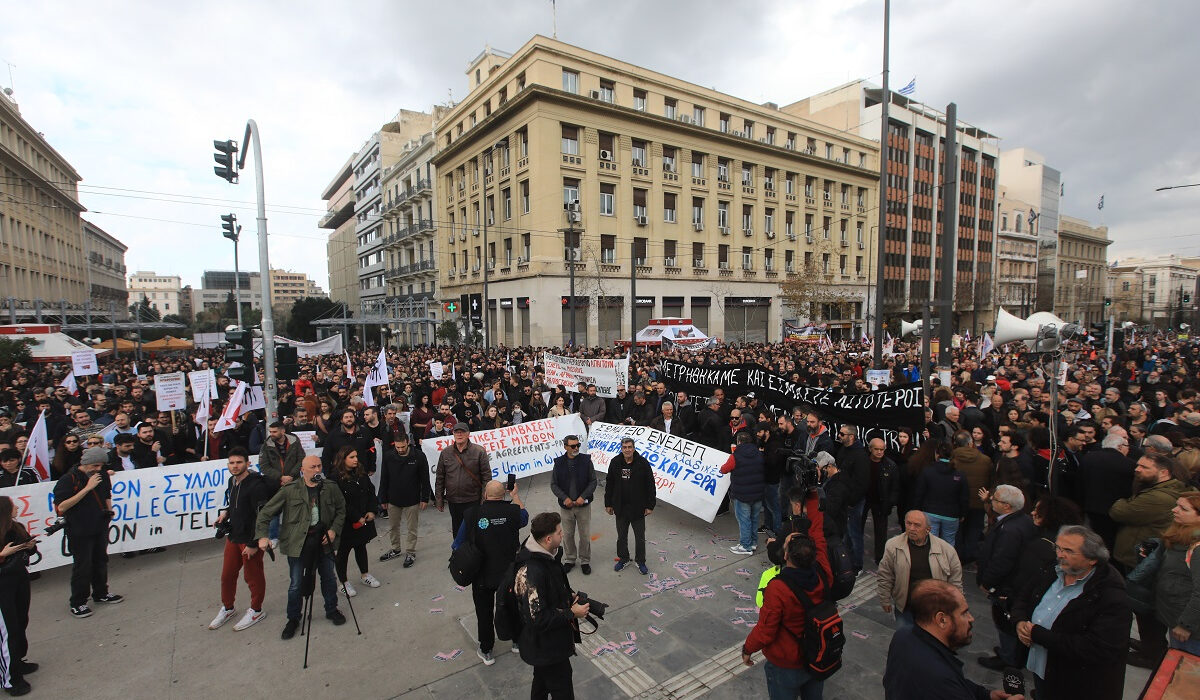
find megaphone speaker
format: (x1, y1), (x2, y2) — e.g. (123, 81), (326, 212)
(900, 319), (922, 338)
(993, 308), (1045, 347)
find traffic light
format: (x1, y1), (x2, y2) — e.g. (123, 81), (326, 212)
(224, 329), (255, 384)
(275, 345), (299, 380)
(1184, 292), (1192, 304)
(1103, 297), (1112, 308)
(213, 139), (239, 183)
(220, 213), (240, 242)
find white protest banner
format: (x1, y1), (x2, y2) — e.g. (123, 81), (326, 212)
(864, 369), (892, 389)
(420, 414), (586, 492)
(189, 369), (219, 401)
(154, 371), (188, 411)
(295, 430), (318, 451)
(429, 361), (444, 380)
(71, 349), (99, 376)
(586, 422), (730, 523)
(543, 353), (629, 397)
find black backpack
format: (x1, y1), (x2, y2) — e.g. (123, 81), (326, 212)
(823, 538), (857, 601)
(493, 560), (524, 642)
(776, 571), (844, 680)
(447, 518), (484, 587)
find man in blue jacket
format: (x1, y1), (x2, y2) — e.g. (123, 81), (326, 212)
(884, 579), (1023, 699)
(550, 435), (597, 575)
(721, 431), (766, 556)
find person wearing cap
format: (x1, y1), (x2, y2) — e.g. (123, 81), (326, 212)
(434, 424), (491, 539)
(814, 451), (851, 542)
(52, 446), (124, 618)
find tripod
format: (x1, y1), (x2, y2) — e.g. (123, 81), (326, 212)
(299, 532), (362, 669)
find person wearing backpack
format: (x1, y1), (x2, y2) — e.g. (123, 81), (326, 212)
(741, 488), (837, 699)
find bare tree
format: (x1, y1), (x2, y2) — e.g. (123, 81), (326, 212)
(779, 236), (856, 324)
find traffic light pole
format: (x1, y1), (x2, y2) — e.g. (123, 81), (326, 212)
(231, 233), (243, 329)
(239, 120), (278, 421)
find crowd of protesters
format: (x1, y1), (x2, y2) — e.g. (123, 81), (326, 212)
(2, 334), (1200, 697)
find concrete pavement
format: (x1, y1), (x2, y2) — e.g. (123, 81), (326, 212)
(21, 471), (1150, 699)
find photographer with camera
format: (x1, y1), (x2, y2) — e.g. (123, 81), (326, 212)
(0, 496), (38, 696)
(208, 447), (276, 632)
(513, 511), (592, 700)
(255, 455), (347, 640)
(52, 446), (123, 619)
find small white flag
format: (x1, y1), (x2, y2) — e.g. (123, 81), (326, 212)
(22, 411), (51, 482)
(61, 371), (79, 397)
(214, 381), (248, 433)
(344, 350), (354, 385)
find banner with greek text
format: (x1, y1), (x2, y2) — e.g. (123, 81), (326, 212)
(585, 422), (730, 523)
(3, 457), (262, 572)
(659, 359), (924, 431)
(420, 414), (586, 491)
(543, 353), (629, 397)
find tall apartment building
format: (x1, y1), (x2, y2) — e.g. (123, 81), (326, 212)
(269, 268), (325, 310)
(353, 111), (440, 307)
(997, 148), (1062, 315)
(995, 190), (1040, 316)
(127, 271), (183, 316)
(321, 156), (358, 310)
(192, 270), (264, 313)
(1055, 216), (1110, 325)
(789, 82), (1000, 332)
(82, 219), (128, 311)
(0, 89), (88, 303)
(433, 38), (879, 346)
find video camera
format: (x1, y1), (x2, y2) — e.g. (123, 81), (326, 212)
(786, 453), (822, 492)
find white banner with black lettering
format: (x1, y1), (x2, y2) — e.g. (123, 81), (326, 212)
(419, 414), (586, 492)
(586, 422), (730, 523)
(542, 353), (629, 397)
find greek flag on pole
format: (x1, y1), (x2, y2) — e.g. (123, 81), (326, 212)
(1098, 195), (1104, 210)
(898, 77), (916, 96)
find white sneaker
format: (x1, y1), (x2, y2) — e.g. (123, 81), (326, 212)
(208, 607), (236, 630)
(233, 608), (266, 631)
(729, 545), (755, 556)
(477, 646), (495, 665)
(341, 581), (357, 597)
(360, 573), (381, 588)
(269, 539), (279, 551)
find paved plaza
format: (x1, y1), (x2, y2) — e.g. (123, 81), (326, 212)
(24, 471), (1151, 699)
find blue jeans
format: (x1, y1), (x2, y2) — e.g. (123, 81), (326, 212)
(844, 499), (865, 571)
(286, 552), (339, 622)
(764, 660), (824, 700)
(1170, 635), (1200, 655)
(925, 512), (959, 544)
(763, 483), (783, 534)
(893, 608), (914, 629)
(268, 514), (281, 541)
(732, 499), (763, 550)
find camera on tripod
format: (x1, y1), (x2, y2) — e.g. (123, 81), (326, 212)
(787, 453), (822, 491)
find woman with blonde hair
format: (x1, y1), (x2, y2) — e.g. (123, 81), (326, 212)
(1150, 491), (1200, 657)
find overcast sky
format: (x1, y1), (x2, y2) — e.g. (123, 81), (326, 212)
(3, 0), (1197, 294)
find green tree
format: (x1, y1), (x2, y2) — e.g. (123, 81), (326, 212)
(286, 297), (346, 341)
(0, 337), (33, 366)
(436, 319), (461, 345)
(129, 295), (161, 322)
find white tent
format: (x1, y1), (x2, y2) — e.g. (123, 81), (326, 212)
(620, 318), (716, 349)
(0, 324), (112, 363)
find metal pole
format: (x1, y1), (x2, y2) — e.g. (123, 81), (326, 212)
(872, 0), (890, 368)
(1106, 312), (1115, 364)
(920, 304), (932, 396)
(232, 235), (243, 329)
(937, 102), (957, 385)
(243, 120), (278, 422)
(630, 240), (637, 351)
(482, 189), (490, 349)
(569, 225), (576, 347)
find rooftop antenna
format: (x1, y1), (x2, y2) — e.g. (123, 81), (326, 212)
(2, 58), (14, 93)
(551, 0), (557, 39)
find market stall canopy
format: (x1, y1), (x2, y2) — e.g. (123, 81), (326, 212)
(0, 324), (113, 362)
(617, 318), (717, 349)
(142, 335), (195, 351)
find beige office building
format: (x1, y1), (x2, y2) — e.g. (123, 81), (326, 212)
(0, 89), (88, 303)
(1113, 255), (1197, 328)
(321, 156), (358, 310)
(1055, 216), (1110, 325)
(269, 268), (325, 309)
(995, 191), (1039, 316)
(82, 219), (128, 311)
(1106, 263), (1144, 323)
(128, 271), (184, 316)
(432, 37), (879, 347)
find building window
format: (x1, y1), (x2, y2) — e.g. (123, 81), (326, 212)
(631, 140), (647, 166)
(742, 205), (753, 231)
(519, 129), (528, 158)
(717, 158), (730, 182)
(1122, 281), (1130, 292)
(718, 201), (729, 229)
(522, 233), (531, 260)
(743, 120), (754, 139)
(662, 146), (677, 173)
(694, 242), (705, 266)
(664, 239), (677, 265)
(692, 197), (704, 226)
(692, 105), (705, 126)
(598, 79), (615, 103)
(563, 178), (580, 207)
(664, 97), (677, 119)
(743, 247), (753, 270)
(561, 125), (579, 155)
(633, 89), (647, 111)
(766, 127), (776, 145)
(719, 113), (730, 133)
(786, 211), (795, 236)
(502, 188), (512, 220)
(691, 152), (704, 178)
(600, 184), (615, 216)
(664, 193), (677, 223)
(601, 234), (616, 263)
(562, 69), (579, 94)
(764, 208), (774, 234)
(719, 244), (729, 268)
(742, 164), (753, 186)
(520, 180), (530, 214)
(633, 188), (648, 220)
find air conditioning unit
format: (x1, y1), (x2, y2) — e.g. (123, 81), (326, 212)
(599, 150), (613, 161)
(472, 228), (480, 237)
(665, 257), (677, 267)
(663, 164), (675, 173)
(589, 90), (601, 99)
(635, 215), (648, 226)
(632, 158), (644, 167)
(759, 137), (768, 143)
(679, 115), (691, 124)
(786, 265), (795, 273)
(858, 242), (865, 250)
(742, 179), (752, 187)
(487, 216), (495, 225)
(785, 142), (796, 150)
(743, 228), (754, 236)
(840, 240), (849, 247)
(448, 235), (455, 245)
(766, 231), (776, 239)
(448, 268), (456, 276)
(635, 258), (647, 266)
(765, 183), (774, 190)
(693, 222), (704, 232)
(472, 264), (481, 272)
(719, 226), (730, 235)
(805, 235), (814, 243)
(719, 261), (730, 269)
(459, 231), (467, 242)
(487, 260), (495, 270)
(824, 192), (832, 201)
(694, 259), (705, 267)
(517, 256), (526, 264)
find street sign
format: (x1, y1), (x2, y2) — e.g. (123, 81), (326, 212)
(443, 301), (458, 314)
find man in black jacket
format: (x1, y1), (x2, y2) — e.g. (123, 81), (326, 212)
(1012, 525), (1130, 700)
(975, 485), (1037, 670)
(321, 408), (376, 476)
(604, 438), (656, 575)
(694, 398), (727, 452)
(817, 452), (850, 541)
(514, 512), (590, 700)
(377, 432), (432, 567)
(208, 447), (277, 632)
(454, 479), (527, 666)
(1079, 433), (1134, 552)
(550, 436), (597, 575)
(835, 425), (870, 573)
(864, 438), (901, 566)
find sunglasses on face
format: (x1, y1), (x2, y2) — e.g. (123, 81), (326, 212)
(565, 443), (580, 449)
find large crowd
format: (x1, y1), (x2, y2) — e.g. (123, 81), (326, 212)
(1, 335), (1200, 698)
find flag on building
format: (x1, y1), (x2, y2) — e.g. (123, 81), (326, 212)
(1098, 194), (1105, 210)
(214, 381), (247, 433)
(897, 77), (916, 96)
(61, 371), (79, 397)
(21, 411), (51, 482)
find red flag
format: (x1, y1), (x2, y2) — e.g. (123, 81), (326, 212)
(22, 411), (51, 482)
(214, 381), (247, 433)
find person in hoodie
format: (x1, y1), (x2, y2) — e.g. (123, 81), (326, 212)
(914, 441), (969, 544)
(513, 511), (591, 699)
(722, 431), (767, 556)
(740, 488), (831, 699)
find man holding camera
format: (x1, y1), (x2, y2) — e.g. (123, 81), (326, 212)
(52, 446), (124, 618)
(256, 455), (347, 640)
(514, 511), (591, 700)
(209, 447), (276, 632)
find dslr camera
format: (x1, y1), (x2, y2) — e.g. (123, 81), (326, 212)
(214, 519), (232, 540)
(574, 590), (607, 627)
(44, 517), (67, 536)
(787, 453), (822, 491)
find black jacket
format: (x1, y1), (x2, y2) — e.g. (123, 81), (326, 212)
(606, 394), (634, 425)
(868, 455), (901, 511)
(515, 541), (579, 667)
(464, 500), (525, 589)
(336, 473), (379, 544)
(321, 425), (377, 476)
(1011, 563), (1130, 700)
(976, 511), (1037, 595)
(550, 453), (597, 506)
(223, 471), (277, 545)
(914, 459), (969, 519)
(648, 414), (687, 437)
(836, 442), (871, 503)
(820, 470), (852, 540)
(694, 408), (727, 451)
(1080, 448), (1135, 515)
(0, 468), (39, 488)
(883, 624), (991, 700)
(603, 452), (657, 516)
(378, 447), (432, 508)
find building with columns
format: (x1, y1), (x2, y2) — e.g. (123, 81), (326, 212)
(994, 191), (1039, 317)
(82, 219), (128, 312)
(1054, 215), (1110, 325)
(432, 37), (879, 347)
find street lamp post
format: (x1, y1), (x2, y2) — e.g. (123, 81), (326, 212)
(481, 138), (508, 348)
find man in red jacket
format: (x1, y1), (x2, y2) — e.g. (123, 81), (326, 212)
(741, 489), (831, 698)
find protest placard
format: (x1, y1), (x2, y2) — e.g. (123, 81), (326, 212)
(189, 369), (219, 401)
(154, 371), (188, 411)
(543, 353), (629, 397)
(586, 422), (730, 522)
(420, 414), (586, 492)
(71, 349), (99, 376)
